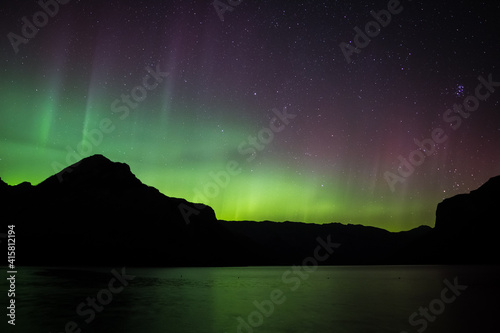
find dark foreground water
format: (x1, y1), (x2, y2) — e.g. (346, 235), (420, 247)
(1, 265), (499, 332)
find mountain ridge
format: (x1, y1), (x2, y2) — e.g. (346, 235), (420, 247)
(1, 154), (498, 266)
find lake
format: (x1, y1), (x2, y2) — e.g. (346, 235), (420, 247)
(2, 265), (499, 332)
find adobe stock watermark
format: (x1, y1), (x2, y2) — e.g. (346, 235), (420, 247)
(384, 73), (500, 192)
(212, 0), (243, 22)
(339, 0), (407, 64)
(51, 64), (169, 182)
(400, 276), (467, 333)
(178, 107), (296, 224)
(236, 235), (340, 333)
(7, 0), (72, 54)
(50, 267), (135, 333)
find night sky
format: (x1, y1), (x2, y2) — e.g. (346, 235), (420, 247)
(1, 0), (499, 231)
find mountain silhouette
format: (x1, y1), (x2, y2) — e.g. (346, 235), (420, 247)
(0, 155), (261, 266)
(433, 175), (500, 264)
(0, 154), (498, 266)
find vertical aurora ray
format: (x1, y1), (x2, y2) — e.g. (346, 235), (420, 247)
(37, 73), (64, 148)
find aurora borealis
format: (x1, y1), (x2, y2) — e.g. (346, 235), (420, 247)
(1, 0), (499, 231)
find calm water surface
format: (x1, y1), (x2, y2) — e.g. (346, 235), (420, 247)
(2, 265), (499, 332)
